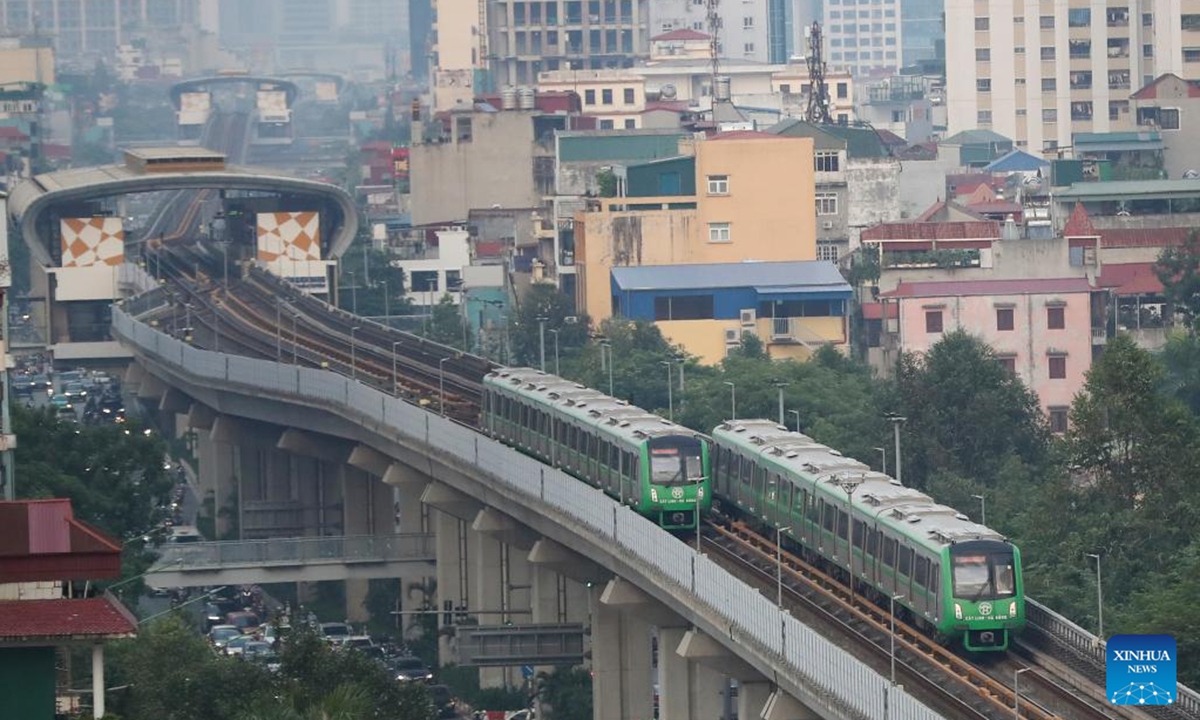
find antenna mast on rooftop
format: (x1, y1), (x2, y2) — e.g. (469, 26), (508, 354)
(805, 22), (833, 124)
(707, 0), (722, 102)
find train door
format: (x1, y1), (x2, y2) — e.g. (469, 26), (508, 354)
(770, 474), (789, 530)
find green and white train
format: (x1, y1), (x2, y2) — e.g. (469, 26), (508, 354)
(712, 419), (1025, 652)
(482, 368), (712, 530)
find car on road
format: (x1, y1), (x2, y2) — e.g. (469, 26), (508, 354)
(12, 377), (34, 397)
(208, 625), (241, 650)
(224, 634), (256, 656)
(319, 622), (351, 643)
(389, 656), (434, 683)
(63, 381), (88, 401)
(225, 611), (262, 634)
(337, 635), (375, 652)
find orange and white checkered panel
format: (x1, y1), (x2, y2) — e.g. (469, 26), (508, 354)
(60, 217), (125, 268)
(256, 212), (322, 262)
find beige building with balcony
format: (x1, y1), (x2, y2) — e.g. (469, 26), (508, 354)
(945, 0), (1200, 152)
(537, 69), (647, 128)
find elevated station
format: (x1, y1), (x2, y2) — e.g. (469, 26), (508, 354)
(7, 147), (358, 362)
(170, 74), (300, 144)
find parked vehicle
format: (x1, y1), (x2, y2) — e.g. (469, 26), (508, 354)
(208, 625), (241, 650)
(389, 656), (434, 683)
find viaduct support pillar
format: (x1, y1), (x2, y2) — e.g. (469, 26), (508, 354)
(590, 581), (654, 720)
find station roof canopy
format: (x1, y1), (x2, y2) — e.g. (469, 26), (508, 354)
(169, 75), (299, 108)
(1055, 178), (1200, 201)
(611, 260), (852, 297)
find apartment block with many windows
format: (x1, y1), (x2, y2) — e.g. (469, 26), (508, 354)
(945, 0), (1200, 151)
(823, 0), (904, 76)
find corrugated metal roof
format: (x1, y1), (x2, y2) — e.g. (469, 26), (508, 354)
(610, 260), (851, 294)
(1097, 262), (1163, 295)
(27, 500), (70, 554)
(1056, 179), (1200, 199)
(982, 149), (1049, 172)
(881, 277), (1094, 298)
(0, 596), (137, 640)
(1100, 226), (1191, 248)
(861, 220), (1000, 242)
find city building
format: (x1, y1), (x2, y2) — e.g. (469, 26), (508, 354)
(575, 131), (818, 322)
(390, 226), (471, 307)
(486, 0), (651, 87)
(823, 0), (904, 77)
(1130, 73), (1200, 178)
(0, 37), (54, 87)
(945, 0), (1200, 152)
(878, 277), (1100, 426)
(646, 7), (778, 63)
(537, 69), (647, 128)
(0, 0), (195, 58)
(610, 260), (853, 362)
(855, 74), (943, 142)
(767, 119), (902, 260)
(0, 499), (136, 720)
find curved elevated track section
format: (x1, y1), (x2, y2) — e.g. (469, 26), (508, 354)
(130, 242), (1198, 720)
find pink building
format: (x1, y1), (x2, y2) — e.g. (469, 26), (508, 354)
(880, 277), (1102, 432)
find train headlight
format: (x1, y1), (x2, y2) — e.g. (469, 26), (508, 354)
(650, 489), (658, 502)
(1009, 601), (1017, 617)
(954, 603), (963, 620)
(697, 487), (704, 499)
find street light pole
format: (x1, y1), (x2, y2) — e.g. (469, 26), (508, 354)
(661, 361), (673, 421)
(350, 326), (361, 380)
(439, 357), (451, 416)
(886, 414), (907, 485)
(789, 410), (800, 433)
(600, 341), (614, 396)
(392, 341), (402, 395)
(220, 241), (229, 292)
(774, 382), (788, 426)
(723, 381), (736, 420)
(549, 329), (560, 375)
(537, 317), (547, 372)
(1086, 553), (1104, 639)
(875, 447), (887, 475)
(291, 311), (298, 364)
(890, 593), (904, 684)
(972, 494), (986, 526)
(1014, 668), (1031, 718)
(276, 302), (282, 361)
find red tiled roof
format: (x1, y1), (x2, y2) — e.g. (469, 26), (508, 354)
(0, 597), (137, 641)
(710, 130), (789, 140)
(881, 277), (1094, 298)
(875, 129), (907, 146)
(1131, 73), (1200, 100)
(1100, 226), (1191, 248)
(1097, 262), (1163, 295)
(0, 500), (123, 583)
(861, 220), (1001, 242)
(651, 28), (711, 41)
(1063, 202), (1097, 237)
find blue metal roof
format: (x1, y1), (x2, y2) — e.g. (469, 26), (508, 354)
(610, 261), (852, 296)
(983, 149), (1049, 172)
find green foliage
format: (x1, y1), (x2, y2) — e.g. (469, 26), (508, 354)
(510, 284), (589, 367)
(1155, 229), (1200, 329)
(843, 247), (881, 287)
(1121, 541), (1200, 687)
(893, 331), (1050, 491)
(1161, 331), (1200, 414)
(424, 294), (473, 350)
(338, 241), (412, 320)
(883, 249), (980, 269)
(538, 668), (593, 720)
(13, 404), (172, 541)
(595, 169), (618, 198)
(364, 578), (402, 638)
(436, 665), (526, 711)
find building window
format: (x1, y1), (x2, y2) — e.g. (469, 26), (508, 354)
(1049, 407), (1069, 434)
(977, 78), (992, 92)
(1042, 78), (1057, 91)
(1041, 46), (1056, 60)
(708, 222), (731, 242)
(817, 243), (840, 262)
(623, 87), (635, 104)
(624, 118), (636, 129)
(815, 151), (840, 172)
(925, 310), (943, 334)
(601, 88), (613, 104)
(585, 89), (596, 104)
(1185, 47), (1200, 62)
(976, 48), (990, 61)
(1040, 16), (1054, 28)
(1068, 8), (1091, 26)
(744, 15), (754, 27)
(975, 17), (989, 30)
(706, 174), (730, 194)
(1071, 101), (1093, 120)
(653, 295), (715, 320)
(599, 119), (614, 129)
(977, 110), (993, 124)
(744, 42), (755, 53)
(1043, 109), (1058, 122)
(998, 355), (1017, 374)
(1047, 306), (1065, 329)
(1137, 107), (1181, 130)
(816, 193), (839, 216)
(996, 307), (1014, 331)
(1048, 355), (1067, 379)
(837, 83), (848, 99)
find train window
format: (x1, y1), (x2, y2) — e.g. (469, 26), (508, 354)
(821, 503), (835, 532)
(899, 546), (912, 576)
(914, 557), (928, 587)
(882, 538), (896, 567)
(852, 520), (864, 548)
(568, 426), (577, 450)
(837, 510), (848, 540)
(866, 528), (878, 556)
(741, 458), (753, 486)
(994, 554), (1016, 597)
(930, 564), (939, 592)
(806, 491), (819, 524)
(778, 478), (790, 508)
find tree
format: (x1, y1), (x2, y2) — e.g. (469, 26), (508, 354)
(893, 331), (1050, 491)
(424, 294), (472, 350)
(1160, 331), (1200, 415)
(1154, 229), (1200, 330)
(567, 318), (686, 413)
(1122, 541), (1200, 687)
(538, 668), (592, 720)
(509, 284), (588, 367)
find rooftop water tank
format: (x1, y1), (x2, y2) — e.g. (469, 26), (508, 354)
(517, 86), (536, 110)
(501, 86), (518, 110)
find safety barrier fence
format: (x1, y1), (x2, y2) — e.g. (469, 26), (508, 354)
(114, 302), (947, 720)
(155, 533), (435, 569)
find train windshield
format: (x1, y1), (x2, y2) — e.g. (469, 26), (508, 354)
(648, 437), (704, 487)
(952, 549), (1017, 600)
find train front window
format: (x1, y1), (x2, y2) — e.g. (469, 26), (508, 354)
(953, 551), (1017, 600)
(648, 437), (704, 487)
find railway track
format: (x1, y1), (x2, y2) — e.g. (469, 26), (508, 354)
(700, 519), (1123, 720)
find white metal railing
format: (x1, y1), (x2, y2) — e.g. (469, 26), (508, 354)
(113, 302), (947, 720)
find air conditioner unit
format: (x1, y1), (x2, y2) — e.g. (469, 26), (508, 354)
(822, 220), (835, 230)
(724, 327), (742, 344)
(1083, 247), (1097, 266)
(740, 309), (756, 326)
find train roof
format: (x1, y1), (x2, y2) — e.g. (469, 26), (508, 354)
(714, 419), (1005, 553)
(486, 367), (703, 445)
